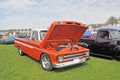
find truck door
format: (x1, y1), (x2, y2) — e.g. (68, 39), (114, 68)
(27, 31), (41, 59)
(94, 30), (111, 55)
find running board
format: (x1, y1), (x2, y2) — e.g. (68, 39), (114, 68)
(115, 56), (120, 60)
(90, 52), (113, 59)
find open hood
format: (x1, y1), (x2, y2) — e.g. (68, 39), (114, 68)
(42, 21), (88, 47)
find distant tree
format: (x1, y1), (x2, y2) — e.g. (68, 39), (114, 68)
(106, 16), (118, 26)
(90, 24), (98, 28)
(25, 28), (27, 31)
(118, 17), (120, 21)
(18, 29), (20, 31)
(28, 28), (32, 31)
(102, 22), (108, 26)
(90, 24), (103, 28)
(97, 24), (103, 27)
(117, 17), (120, 25)
(21, 29), (24, 31)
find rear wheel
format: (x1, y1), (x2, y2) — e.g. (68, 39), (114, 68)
(18, 47), (24, 56)
(40, 54), (53, 71)
(115, 51), (120, 60)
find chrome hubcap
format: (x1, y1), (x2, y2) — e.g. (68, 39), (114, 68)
(42, 56), (51, 69)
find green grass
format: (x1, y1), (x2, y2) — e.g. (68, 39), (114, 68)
(0, 44), (120, 80)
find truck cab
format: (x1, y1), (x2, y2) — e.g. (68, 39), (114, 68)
(30, 29), (47, 41)
(94, 29), (120, 56)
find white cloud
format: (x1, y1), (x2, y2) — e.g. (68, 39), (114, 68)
(0, 0), (37, 11)
(0, 0), (120, 29)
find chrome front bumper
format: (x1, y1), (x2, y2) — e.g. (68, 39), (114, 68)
(53, 57), (90, 68)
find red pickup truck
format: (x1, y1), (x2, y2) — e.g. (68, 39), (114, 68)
(14, 21), (90, 71)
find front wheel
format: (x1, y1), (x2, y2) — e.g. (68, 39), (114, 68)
(40, 54), (53, 71)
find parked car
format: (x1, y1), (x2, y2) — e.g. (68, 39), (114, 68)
(17, 33), (30, 38)
(0, 34), (30, 44)
(0, 35), (16, 44)
(0, 33), (8, 39)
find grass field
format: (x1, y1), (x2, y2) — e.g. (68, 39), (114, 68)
(0, 44), (120, 80)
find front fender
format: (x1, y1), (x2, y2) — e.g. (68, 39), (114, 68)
(114, 46), (120, 54)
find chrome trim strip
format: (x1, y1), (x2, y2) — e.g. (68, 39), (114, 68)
(64, 53), (85, 59)
(15, 41), (40, 50)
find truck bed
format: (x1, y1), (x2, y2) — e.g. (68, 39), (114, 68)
(15, 37), (30, 41)
(14, 37), (30, 47)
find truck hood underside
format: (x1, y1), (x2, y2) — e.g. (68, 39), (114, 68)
(42, 21), (88, 47)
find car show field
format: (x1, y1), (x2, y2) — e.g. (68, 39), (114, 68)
(0, 0), (120, 79)
(0, 44), (120, 80)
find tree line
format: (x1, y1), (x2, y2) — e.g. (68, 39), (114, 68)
(89, 16), (120, 28)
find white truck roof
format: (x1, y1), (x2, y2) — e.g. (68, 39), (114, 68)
(32, 28), (48, 31)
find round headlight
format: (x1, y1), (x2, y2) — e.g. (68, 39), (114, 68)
(58, 56), (64, 62)
(85, 52), (89, 56)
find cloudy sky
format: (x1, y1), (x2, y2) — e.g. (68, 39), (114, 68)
(0, 0), (120, 30)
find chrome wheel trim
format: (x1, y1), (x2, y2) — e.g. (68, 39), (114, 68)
(41, 55), (51, 69)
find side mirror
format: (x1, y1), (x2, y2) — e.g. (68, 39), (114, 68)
(31, 36), (36, 40)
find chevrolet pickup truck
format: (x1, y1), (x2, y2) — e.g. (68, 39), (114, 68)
(14, 21), (90, 71)
(80, 28), (120, 59)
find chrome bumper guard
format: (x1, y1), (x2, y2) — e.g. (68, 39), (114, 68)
(53, 57), (89, 68)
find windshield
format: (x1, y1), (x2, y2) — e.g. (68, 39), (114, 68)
(110, 30), (120, 39)
(40, 30), (47, 40)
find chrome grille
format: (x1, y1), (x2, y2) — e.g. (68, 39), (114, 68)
(63, 53), (85, 60)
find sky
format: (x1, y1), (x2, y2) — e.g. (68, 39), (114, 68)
(0, 0), (120, 30)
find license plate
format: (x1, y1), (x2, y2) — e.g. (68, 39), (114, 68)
(73, 58), (80, 63)
(73, 58), (85, 63)
(80, 58), (85, 62)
